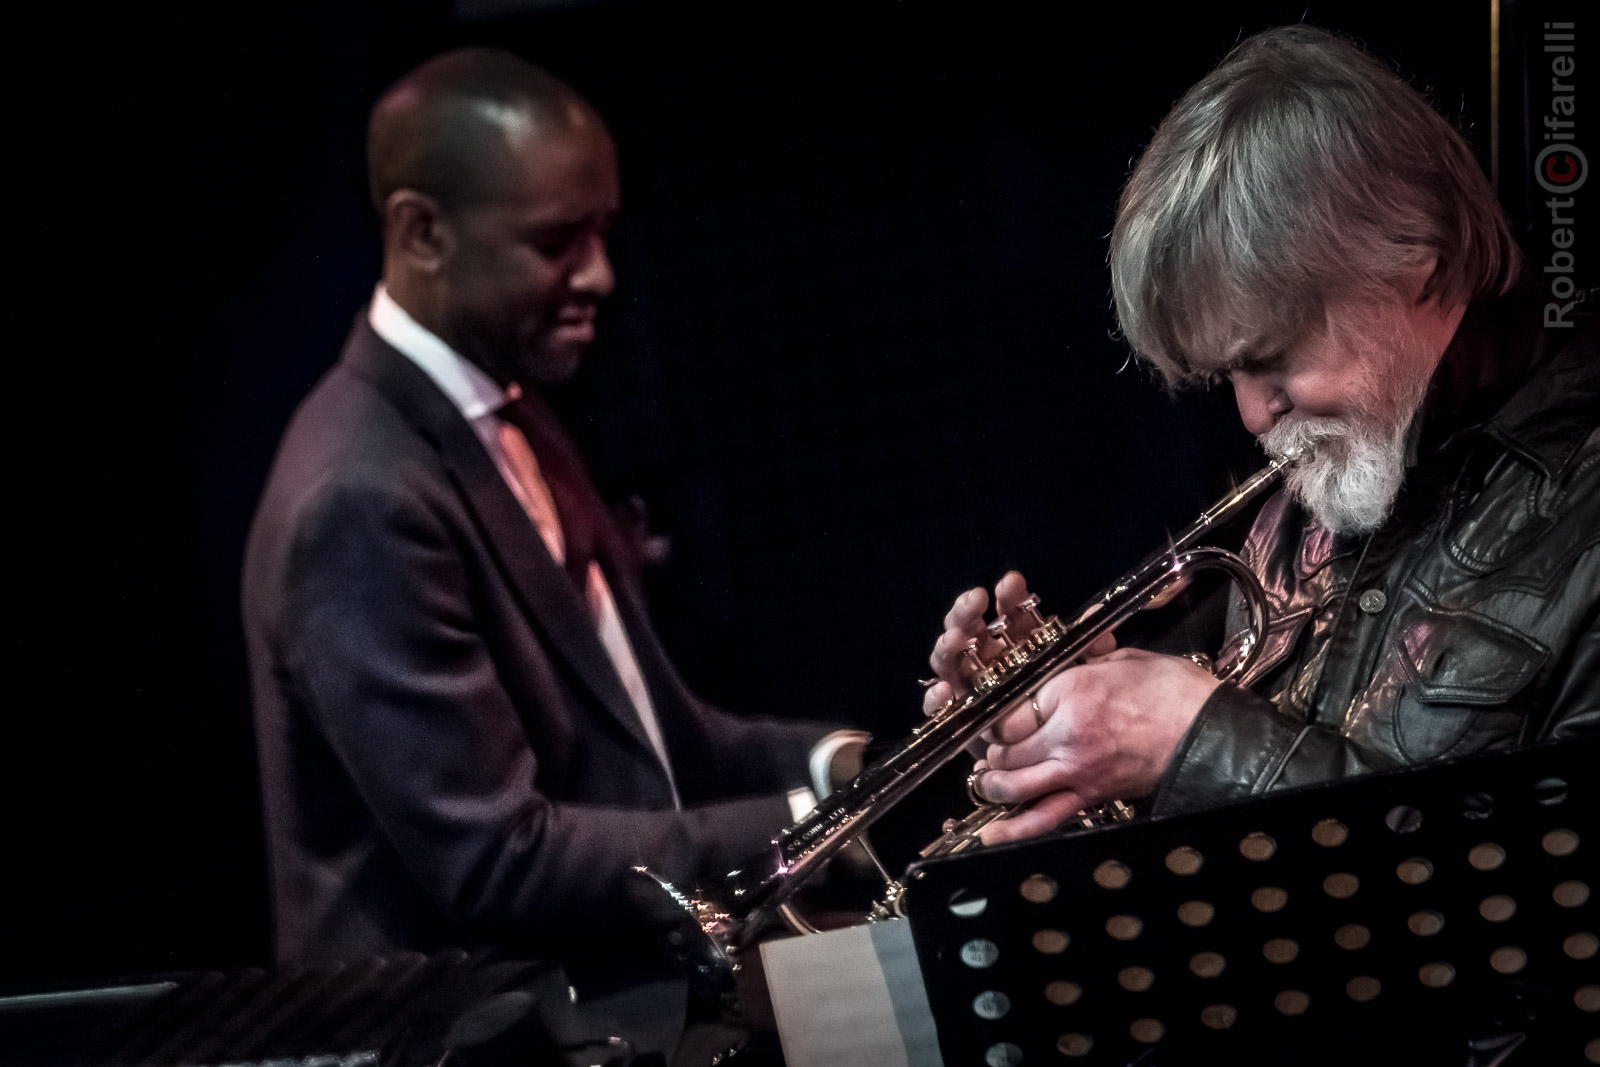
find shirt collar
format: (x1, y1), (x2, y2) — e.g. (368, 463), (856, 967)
(368, 284), (508, 421)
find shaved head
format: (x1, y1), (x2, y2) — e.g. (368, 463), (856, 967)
(367, 47), (600, 217)
(367, 47), (620, 387)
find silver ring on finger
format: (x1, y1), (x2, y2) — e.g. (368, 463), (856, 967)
(967, 767), (995, 805)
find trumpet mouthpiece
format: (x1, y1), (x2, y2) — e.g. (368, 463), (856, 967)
(1268, 445), (1306, 467)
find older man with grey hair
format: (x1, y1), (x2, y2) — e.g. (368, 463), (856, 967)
(925, 25), (1598, 841)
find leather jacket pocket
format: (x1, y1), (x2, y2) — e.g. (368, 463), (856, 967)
(1389, 602), (1548, 761)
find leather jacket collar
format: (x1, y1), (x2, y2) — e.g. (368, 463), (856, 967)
(1413, 282), (1599, 477)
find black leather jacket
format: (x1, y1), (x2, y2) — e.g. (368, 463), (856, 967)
(1154, 289), (1600, 814)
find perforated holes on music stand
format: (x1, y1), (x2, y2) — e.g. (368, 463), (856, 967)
(1418, 962), (1455, 988)
(1251, 886), (1288, 913)
(1345, 976), (1381, 1003)
(1117, 966), (1154, 992)
(1408, 910), (1446, 937)
(1333, 924), (1370, 951)
(1105, 915), (1143, 941)
(1564, 932), (1598, 960)
(1019, 874), (1057, 904)
(1032, 929), (1068, 955)
(961, 939), (1000, 969)
(983, 1040), (1022, 1066)
(1553, 880), (1589, 908)
(1044, 981), (1081, 1006)
(1479, 894), (1517, 922)
(1239, 832), (1277, 861)
(1093, 860), (1131, 890)
(1262, 938), (1298, 965)
(947, 888), (987, 918)
(1129, 1018), (1164, 1044)
(1055, 1033), (1092, 1057)
(1396, 858), (1434, 885)
(1469, 842), (1508, 871)
(1543, 828), (1580, 857)
(1165, 846), (1203, 875)
(902, 738), (1600, 1067)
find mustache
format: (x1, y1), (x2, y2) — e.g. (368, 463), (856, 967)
(1261, 416), (1359, 461)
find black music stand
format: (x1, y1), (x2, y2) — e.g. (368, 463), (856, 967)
(902, 737), (1599, 1067)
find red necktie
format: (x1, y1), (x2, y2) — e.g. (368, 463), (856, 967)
(495, 389), (608, 593)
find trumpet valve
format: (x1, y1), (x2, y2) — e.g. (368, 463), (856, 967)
(1018, 594), (1046, 626)
(998, 645), (1032, 671)
(987, 616), (1034, 672)
(1018, 594), (1067, 647)
(959, 638), (1007, 692)
(971, 667), (1002, 693)
(1030, 622), (1065, 649)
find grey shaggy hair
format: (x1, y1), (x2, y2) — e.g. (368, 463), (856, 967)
(1109, 25), (1522, 385)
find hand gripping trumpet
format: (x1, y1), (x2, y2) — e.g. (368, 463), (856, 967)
(630, 455), (1295, 1012)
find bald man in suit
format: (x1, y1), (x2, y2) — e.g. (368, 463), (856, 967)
(242, 48), (859, 1056)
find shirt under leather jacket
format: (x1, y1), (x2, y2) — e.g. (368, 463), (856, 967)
(1153, 285), (1600, 816)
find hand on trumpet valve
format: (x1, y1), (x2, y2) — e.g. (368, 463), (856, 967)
(921, 571), (1117, 728)
(975, 648), (1223, 845)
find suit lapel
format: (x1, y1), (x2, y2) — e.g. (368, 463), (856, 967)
(340, 315), (656, 755)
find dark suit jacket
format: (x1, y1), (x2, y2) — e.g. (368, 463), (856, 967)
(243, 314), (831, 968)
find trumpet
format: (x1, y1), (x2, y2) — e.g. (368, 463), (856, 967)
(631, 455), (1294, 1011)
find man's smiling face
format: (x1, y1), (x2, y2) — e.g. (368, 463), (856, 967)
(436, 111), (621, 386)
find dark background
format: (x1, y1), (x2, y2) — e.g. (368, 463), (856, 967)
(7, 0), (1569, 989)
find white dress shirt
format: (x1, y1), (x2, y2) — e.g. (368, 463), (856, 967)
(369, 285), (681, 807)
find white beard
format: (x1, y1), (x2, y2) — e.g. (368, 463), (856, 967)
(1263, 414), (1411, 534)
(1250, 286), (1458, 535)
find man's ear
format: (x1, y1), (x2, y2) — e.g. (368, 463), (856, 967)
(384, 189), (452, 275)
(1407, 252), (1445, 305)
